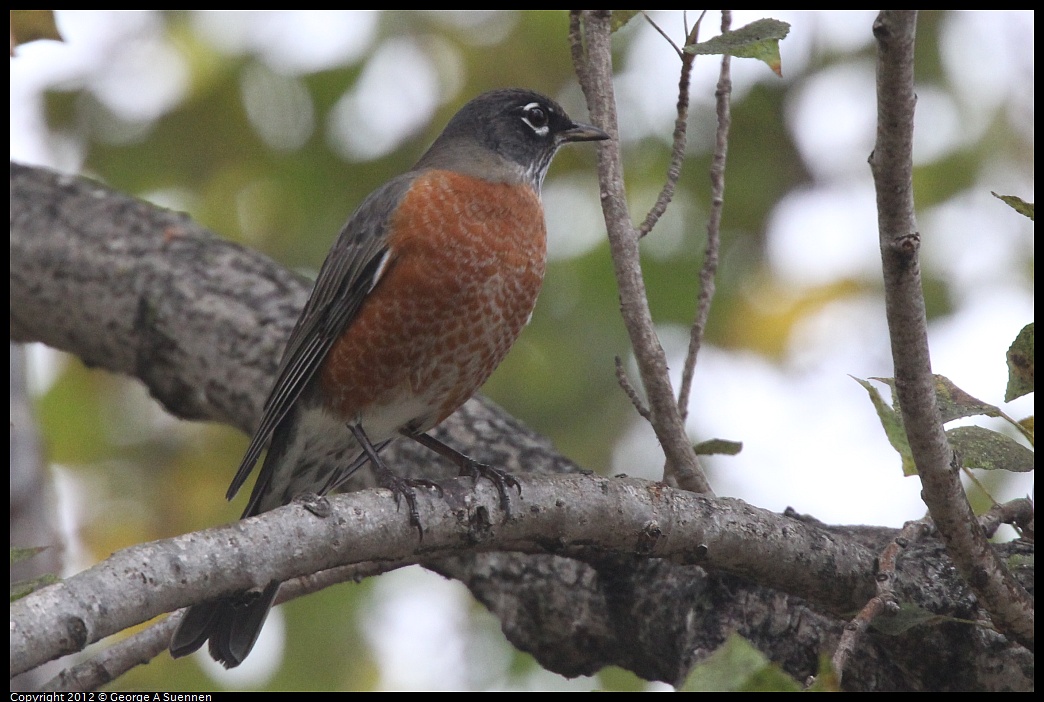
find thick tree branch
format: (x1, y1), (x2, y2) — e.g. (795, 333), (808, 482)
(10, 162), (302, 434)
(11, 466), (1034, 689)
(869, 11), (1034, 652)
(11, 472), (882, 677)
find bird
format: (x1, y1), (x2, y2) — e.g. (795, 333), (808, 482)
(169, 88), (608, 668)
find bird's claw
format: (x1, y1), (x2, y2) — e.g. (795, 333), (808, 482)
(459, 459), (521, 513)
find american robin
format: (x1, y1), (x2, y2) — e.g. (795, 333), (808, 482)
(169, 88), (608, 667)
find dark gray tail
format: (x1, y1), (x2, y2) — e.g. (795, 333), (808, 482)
(169, 581), (280, 668)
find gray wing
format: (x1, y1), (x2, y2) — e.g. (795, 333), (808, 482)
(226, 172), (418, 504)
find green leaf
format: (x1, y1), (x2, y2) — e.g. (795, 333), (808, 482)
(11, 573), (60, 602)
(1005, 323), (1034, 402)
(870, 603), (948, 636)
(861, 374), (1033, 474)
(10, 547), (59, 601)
(870, 375), (1001, 423)
(991, 191), (1034, 220)
(852, 376), (916, 476)
(947, 426), (1034, 473)
(679, 633), (802, 692)
(685, 18), (791, 76)
(805, 656), (841, 692)
(1006, 553), (1034, 570)
(693, 438), (743, 456)
(11, 546), (49, 565)
(610, 11), (642, 33)
(932, 375), (1002, 421)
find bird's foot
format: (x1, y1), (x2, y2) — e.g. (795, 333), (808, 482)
(376, 469), (442, 539)
(457, 458), (521, 513)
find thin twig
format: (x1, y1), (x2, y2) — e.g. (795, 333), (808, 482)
(833, 518), (931, 685)
(615, 355), (651, 419)
(637, 12), (705, 237)
(678, 10), (731, 421)
(641, 11), (683, 57)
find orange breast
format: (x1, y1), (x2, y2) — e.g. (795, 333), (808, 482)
(319, 170), (547, 434)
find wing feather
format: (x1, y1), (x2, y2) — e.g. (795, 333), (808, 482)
(226, 173), (417, 504)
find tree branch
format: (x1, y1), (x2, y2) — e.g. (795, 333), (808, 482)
(636, 10), (700, 238)
(678, 10), (731, 422)
(869, 10), (1033, 652)
(11, 471), (884, 677)
(570, 11), (711, 494)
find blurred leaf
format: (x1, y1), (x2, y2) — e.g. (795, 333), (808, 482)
(685, 18), (790, 76)
(947, 426), (1034, 473)
(725, 277), (869, 360)
(1005, 323), (1034, 402)
(35, 363), (115, 465)
(870, 603), (949, 636)
(992, 191), (1034, 220)
(610, 11), (642, 33)
(10, 545), (49, 565)
(914, 147), (983, 208)
(805, 656), (841, 692)
(10, 547), (59, 601)
(598, 665), (652, 692)
(11, 573), (60, 602)
(10, 10), (62, 54)
(693, 438), (743, 456)
(679, 633), (801, 692)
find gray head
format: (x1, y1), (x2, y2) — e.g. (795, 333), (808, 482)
(415, 88), (609, 190)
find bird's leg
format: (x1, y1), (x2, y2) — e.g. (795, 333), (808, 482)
(404, 430), (521, 512)
(349, 423), (439, 537)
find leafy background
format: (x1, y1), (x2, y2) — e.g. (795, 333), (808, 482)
(10, 10), (1033, 691)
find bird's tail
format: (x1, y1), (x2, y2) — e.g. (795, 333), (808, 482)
(169, 581), (280, 668)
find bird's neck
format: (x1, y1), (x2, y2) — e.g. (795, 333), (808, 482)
(413, 138), (543, 192)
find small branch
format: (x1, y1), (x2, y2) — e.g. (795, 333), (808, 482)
(980, 497), (1034, 540)
(40, 560), (409, 692)
(615, 355), (651, 419)
(637, 11), (705, 238)
(833, 518), (931, 685)
(570, 10), (711, 494)
(640, 11), (683, 57)
(678, 10), (731, 421)
(869, 10), (1033, 651)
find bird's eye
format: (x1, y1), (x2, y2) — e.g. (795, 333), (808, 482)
(525, 106), (548, 128)
(520, 103), (550, 135)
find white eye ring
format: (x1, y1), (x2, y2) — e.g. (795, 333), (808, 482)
(520, 102), (550, 136)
